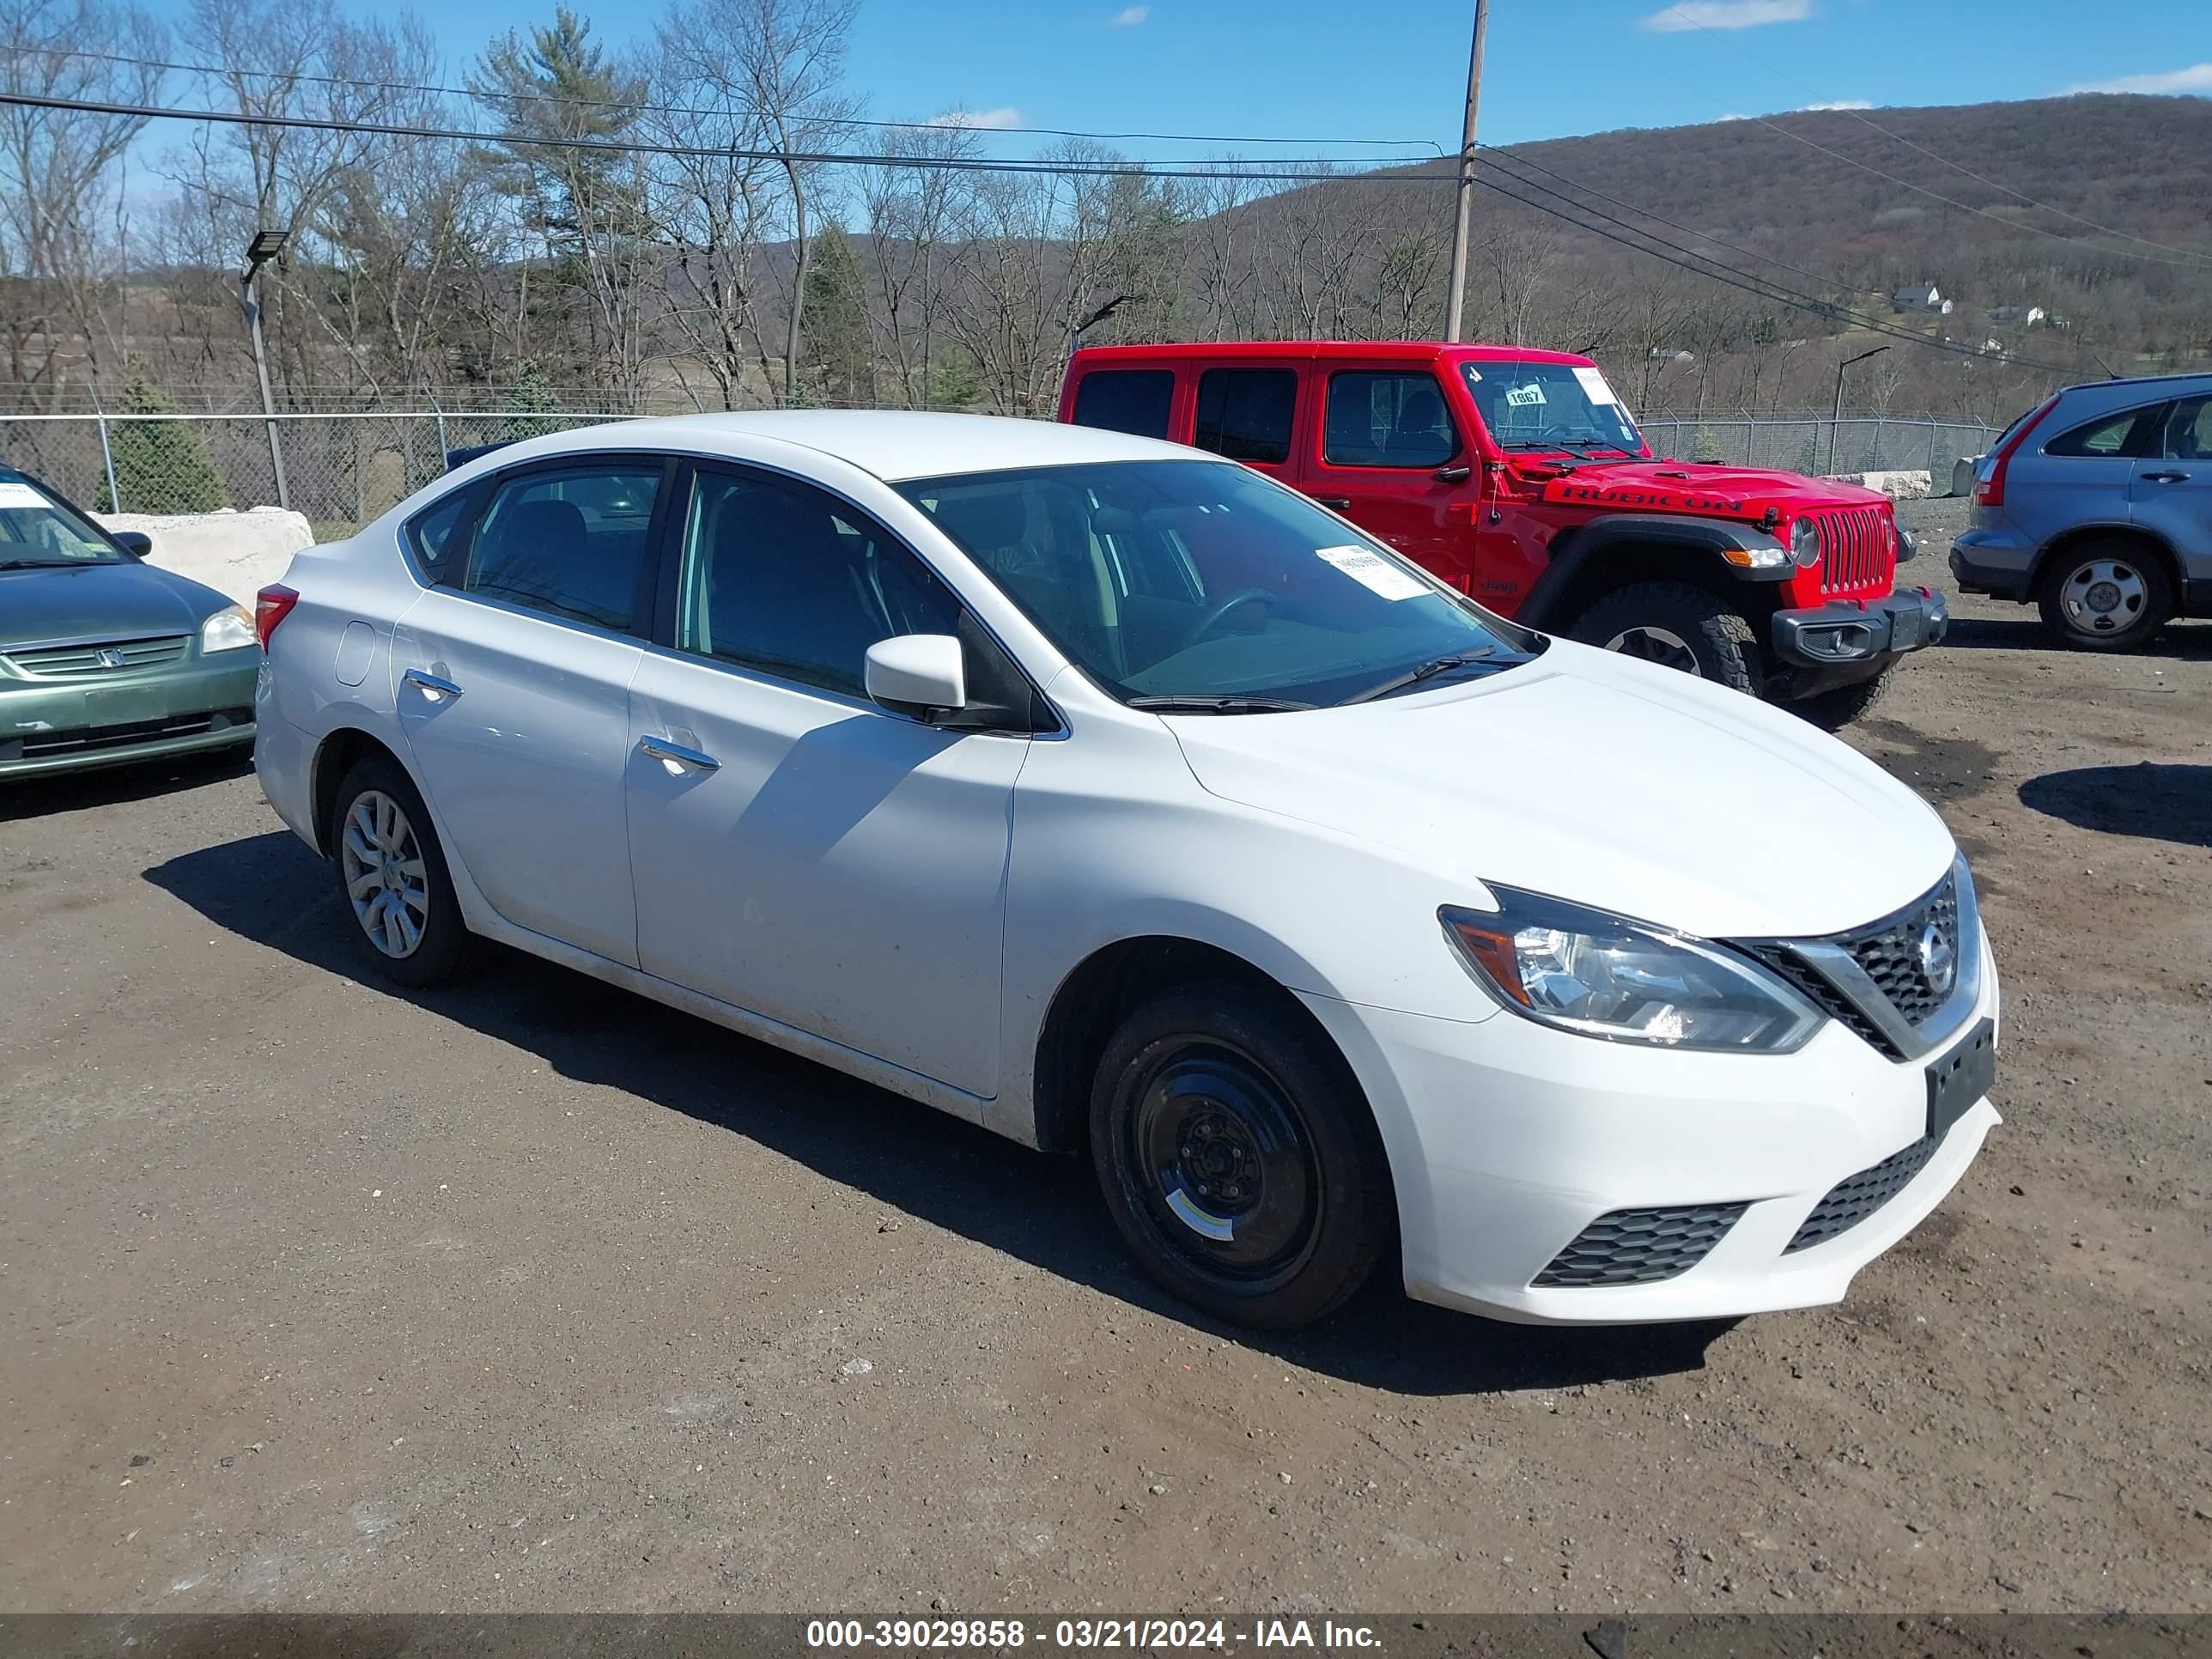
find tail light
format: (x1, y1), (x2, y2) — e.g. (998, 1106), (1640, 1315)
(254, 584), (300, 650)
(1976, 396), (2057, 509)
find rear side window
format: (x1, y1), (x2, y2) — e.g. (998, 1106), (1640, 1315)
(1193, 368), (1296, 465)
(1072, 370), (1173, 439)
(1324, 371), (1460, 469)
(2045, 405), (2160, 459)
(458, 463), (665, 635)
(405, 487), (479, 581)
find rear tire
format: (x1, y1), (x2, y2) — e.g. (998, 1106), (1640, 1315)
(2036, 539), (2173, 652)
(1090, 984), (1393, 1331)
(1571, 581), (1761, 695)
(1792, 666), (1893, 732)
(329, 753), (471, 988)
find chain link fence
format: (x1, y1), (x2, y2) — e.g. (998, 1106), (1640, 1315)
(0, 411), (637, 539)
(1638, 413), (2002, 476)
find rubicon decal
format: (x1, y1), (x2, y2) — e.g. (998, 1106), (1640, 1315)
(1542, 479), (1750, 514)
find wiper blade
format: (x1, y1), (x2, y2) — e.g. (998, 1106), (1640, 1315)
(1126, 694), (1316, 714)
(1340, 647), (1501, 706)
(0, 556), (98, 569)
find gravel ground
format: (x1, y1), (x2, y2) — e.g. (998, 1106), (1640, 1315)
(3, 496), (2208, 1615)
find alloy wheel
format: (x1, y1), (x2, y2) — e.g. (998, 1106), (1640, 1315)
(2057, 558), (2148, 638)
(339, 789), (431, 959)
(1603, 624), (1701, 674)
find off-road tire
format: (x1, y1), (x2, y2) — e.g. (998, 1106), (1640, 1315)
(1091, 984), (1394, 1331)
(329, 753), (473, 988)
(2035, 538), (2174, 653)
(1793, 666), (1893, 732)
(1570, 580), (1761, 695)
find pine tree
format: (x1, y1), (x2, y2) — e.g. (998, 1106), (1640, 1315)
(800, 222), (874, 408)
(100, 375), (229, 514)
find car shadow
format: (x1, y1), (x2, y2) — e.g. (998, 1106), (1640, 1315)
(2018, 763), (2212, 849)
(143, 829), (1735, 1398)
(0, 747), (253, 822)
(1936, 614), (2212, 658)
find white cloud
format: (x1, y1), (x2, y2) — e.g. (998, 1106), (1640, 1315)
(1644, 0), (1811, 32)
(1716, 112), (1753, 122)
(1801, 99), (1874, 110)
(929, 106), (1024, 130)
(1109, 4), (1151, 23)
(2064, 62), (2212, 95)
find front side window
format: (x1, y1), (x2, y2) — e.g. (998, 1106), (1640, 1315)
(1461, 361), (1644, 456)
(901, 459), (1541, 709)
(459, 463), (664, 634)
(1323, 371), (1460, 469)
(0, 471), (125, 567)
(677, 467), (961, 699)
(1193, 368), (1296, 465)
(1072, 370), (1175, 439)
(2045, 406), (2155, 459)
(2156, 396), (2210, 460)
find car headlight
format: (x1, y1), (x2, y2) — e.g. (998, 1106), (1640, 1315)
(1790, 519), (1821, 568)
(1440, 885), (1824, 1053)
(199, 605), (256, 653)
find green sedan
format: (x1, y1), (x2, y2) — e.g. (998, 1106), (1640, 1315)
(1, 465), (261, 781)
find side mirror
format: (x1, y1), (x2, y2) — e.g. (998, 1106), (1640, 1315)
(865, 634), (966, 720)
(112, 530), (153, 557)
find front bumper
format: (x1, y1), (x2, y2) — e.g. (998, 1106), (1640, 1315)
(1771, 586), (1949, 678)
(1298, 933), (1999, 1325)
(0, 650), (259, 780)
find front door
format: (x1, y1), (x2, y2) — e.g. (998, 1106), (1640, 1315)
(392, 456), (671, 966)
(1300, 367), (1470, 586)
(623, 462), (1029, 1098)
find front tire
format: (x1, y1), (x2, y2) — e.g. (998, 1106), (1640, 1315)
(2036, 540), (2173, 651)
(1792, 666), (1893, 731)
(1090, 985), (1393, 1330)
(329, 753), (471, 988)
(1570, 580), (1761, 695)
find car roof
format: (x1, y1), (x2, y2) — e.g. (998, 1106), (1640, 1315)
(495, 410), (1198, 483)
(1069, 340), (1600, 369)
(2058, 369), (2212, 398)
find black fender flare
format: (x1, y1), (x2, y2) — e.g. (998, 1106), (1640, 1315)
(1518, 513), (1794, 629)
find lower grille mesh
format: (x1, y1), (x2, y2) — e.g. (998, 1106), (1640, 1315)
(1784, 1135), (1940, 1253)
(1533, 1203), (1748, 1288)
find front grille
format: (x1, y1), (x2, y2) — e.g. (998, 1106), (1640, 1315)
(1532, 1202), (1748, 1287)
(1811, 505), (1892, 596)
(1785, 1133), (1942, 1253)
(0, 706), (250, 764)
(4, 635), (191, 678)
(1739, 870), (1963, 1061)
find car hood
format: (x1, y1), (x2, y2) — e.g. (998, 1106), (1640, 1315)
(1527, 459), (1890, 518)
(1164, 645), (1954, 941)
(0, 559), (229, 647)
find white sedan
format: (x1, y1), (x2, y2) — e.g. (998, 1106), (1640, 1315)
(253, 412), (1999, 1330)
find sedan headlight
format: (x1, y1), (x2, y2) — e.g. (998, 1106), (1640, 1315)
(199, 605), (256, 653)
(1441, 885), (1824, 1053)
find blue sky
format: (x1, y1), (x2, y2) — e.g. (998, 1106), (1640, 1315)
(152, 0), (2211, 155)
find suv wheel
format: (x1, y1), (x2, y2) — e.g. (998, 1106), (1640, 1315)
(330, 754), (472, 988)
(1793, 666), (1892, 732)
(1090, 985), (1393, 1331)
(1571, 581), (1760, 695)
(2036, 540), (2173, 652)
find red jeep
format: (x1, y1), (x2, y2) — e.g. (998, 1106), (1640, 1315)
(1057, 341), (1945, 726)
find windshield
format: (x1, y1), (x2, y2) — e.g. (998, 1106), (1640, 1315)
(0, 473), (126, 566)
(1462, 361), (1644, 456)
(897, 459), (1541, 709)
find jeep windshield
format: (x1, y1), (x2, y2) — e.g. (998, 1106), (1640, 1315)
(1462, 362), (1645, 459)
(900, 459), (1542, 711)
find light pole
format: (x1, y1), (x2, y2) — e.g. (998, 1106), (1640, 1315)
(241, 228), (291, 511)
(1442, 0), (1490, 343)
(1828, 343), (1889, 476)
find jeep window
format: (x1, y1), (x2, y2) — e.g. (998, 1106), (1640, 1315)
(1193, 368), (1296, 465)
(1322, 372), (1461, 469)
(2045, 405), (2160, 459)
(1461, 361), (1643, 456)
(1073, 369), (1174, 439)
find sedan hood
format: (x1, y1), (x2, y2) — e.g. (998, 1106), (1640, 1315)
(1165, 645), (1954, 941)
(0, 559), (228, 647)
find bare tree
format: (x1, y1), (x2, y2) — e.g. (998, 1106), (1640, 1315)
(858, 123), (981, 408)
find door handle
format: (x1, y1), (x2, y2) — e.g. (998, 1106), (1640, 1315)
(2138, 471), (2190, 483)
(1315, 496), (1352, 509)
(638, 734), (720, 771)
(1434, 465), (1473, 483)
(403, 667), (462, 702)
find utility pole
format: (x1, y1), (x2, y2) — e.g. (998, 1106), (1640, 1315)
(1443, 0), (1491, 343)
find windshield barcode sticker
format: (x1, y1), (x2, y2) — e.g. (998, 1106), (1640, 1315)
(0, 482), (53, 509)
(1571, 366), (1620, 406)
(1316, 544), (1429, 601)
(1504, 384), (1547, 407)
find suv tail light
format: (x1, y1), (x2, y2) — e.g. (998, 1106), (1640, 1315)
(1976, 395), (2058, 508)
(254, 584), (300, 650)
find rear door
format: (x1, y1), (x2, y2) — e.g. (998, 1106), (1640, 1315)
(1299, 365), (1471, 585)
(2130, 395), (2211, 572)
(392, 456), (672, 966)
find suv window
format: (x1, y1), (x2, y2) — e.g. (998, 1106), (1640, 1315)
(2045, 405), (2158, 459)
(1193, 368), (1296, 465)
(2157, 396), (2210, 460)
(1324, 371), (1459, 468)
(1073, 370), (1174, 439)
(677, 466), (962, 700)
(459, 463), (664, 634)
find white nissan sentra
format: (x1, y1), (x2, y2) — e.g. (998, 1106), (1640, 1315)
(253, 412), (1999, 1331)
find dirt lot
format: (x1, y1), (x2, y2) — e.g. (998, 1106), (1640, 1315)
(3, 496), (2208, 1616)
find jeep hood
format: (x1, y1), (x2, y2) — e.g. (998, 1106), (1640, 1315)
(1165, 643), (1953, 941)
(1525, 459), (1891, 520)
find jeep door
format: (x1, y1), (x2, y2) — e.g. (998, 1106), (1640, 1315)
(1297, 366), (1473, 588)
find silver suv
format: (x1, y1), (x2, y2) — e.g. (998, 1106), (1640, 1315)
(1952, 371), (2211, 650)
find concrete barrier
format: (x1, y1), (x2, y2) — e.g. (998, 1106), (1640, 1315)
(94, 506), (313, 607)
(1821, 469), (1935, 501)
(1948, 455), (1984, 498)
